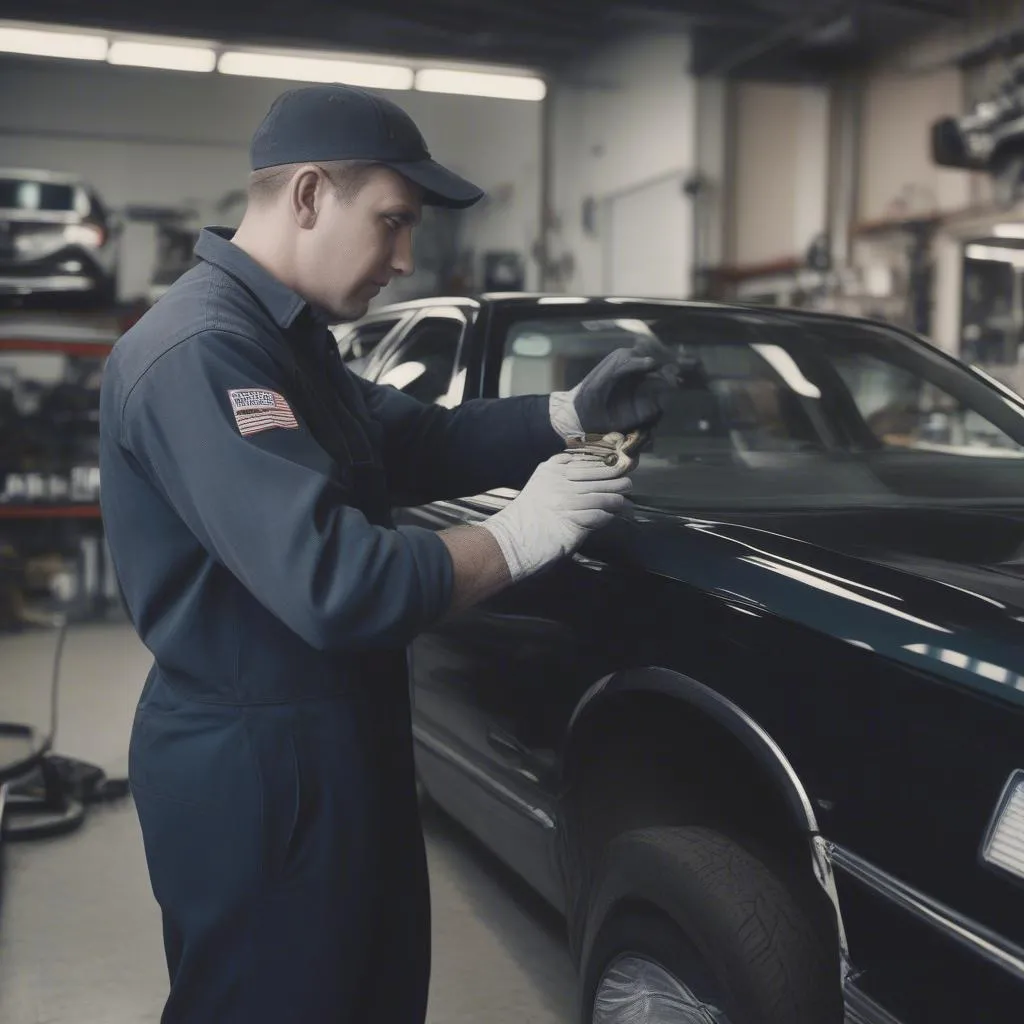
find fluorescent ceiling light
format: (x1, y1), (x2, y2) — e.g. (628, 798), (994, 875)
(416, 68), (545, 101)
(218, 51), (413, 90)
(966, 243), (1024, 267)
(0, 26), (107, 61)
(994, 223), (1024, 239)
(108, 40), (216, 72)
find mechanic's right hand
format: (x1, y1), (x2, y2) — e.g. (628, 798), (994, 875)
(479, 452), (632, 581)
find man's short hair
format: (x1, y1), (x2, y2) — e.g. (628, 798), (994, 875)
(247, 159), (382, 206)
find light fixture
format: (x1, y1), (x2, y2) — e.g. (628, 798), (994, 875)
(0, 25), (107, 61)
(982, 771), (1024, 882)
(415, 68), (546, 101)
(108, 40), (216, 73)
(966, 243), (1024, 267)
(218, 50), (413, 90)
(994, 223), (1024, 239)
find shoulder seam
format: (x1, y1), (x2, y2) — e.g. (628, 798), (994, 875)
(118, 328), (272, 442)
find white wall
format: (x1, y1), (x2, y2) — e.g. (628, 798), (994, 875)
(694, 76), (728, 271)
(731, 82), (830, 268)
(0, 55), (541, 300)
(546, 33), (696, 297)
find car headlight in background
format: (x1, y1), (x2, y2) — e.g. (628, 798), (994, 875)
(982, 770), (1024, 882)
(63, 223), (105, 248)
(14, 222), (106, 258)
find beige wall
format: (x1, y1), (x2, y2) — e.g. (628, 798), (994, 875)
(857, 66), (968, 224)
(730, 82), (830, 267)
(548, 32), (696, 297)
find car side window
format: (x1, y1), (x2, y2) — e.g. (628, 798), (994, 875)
(831, 351), (1022, 453)
(335, 319), (401, 364)
(376, 317), (466, 407)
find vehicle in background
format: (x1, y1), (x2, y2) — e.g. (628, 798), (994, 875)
(348, 294), (1024, 1024)
(0, 169), (120, 308)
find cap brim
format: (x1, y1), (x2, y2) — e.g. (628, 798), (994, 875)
(387, 159), (484, 210)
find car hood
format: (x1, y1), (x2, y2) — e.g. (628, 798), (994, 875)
(596, 504), (1024, 709)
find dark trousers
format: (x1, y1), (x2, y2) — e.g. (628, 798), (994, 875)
(129, 674), (430, 1022)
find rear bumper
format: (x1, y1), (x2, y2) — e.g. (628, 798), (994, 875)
(0, 273), (98, 295)
(831, 842), (1024, 1024)
(0, 247), (111, 296)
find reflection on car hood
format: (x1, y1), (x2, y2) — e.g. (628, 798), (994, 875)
(598, 504), (1024, 708)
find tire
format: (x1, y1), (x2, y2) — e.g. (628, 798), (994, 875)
(578, 826), (843, 1024)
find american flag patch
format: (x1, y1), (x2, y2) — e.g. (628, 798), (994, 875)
(227, 388), (299, 437)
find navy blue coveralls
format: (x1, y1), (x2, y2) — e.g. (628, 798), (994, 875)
(99, 227), (562, 1022)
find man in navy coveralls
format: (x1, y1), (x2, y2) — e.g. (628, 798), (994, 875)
(99, 84), (674, 1022)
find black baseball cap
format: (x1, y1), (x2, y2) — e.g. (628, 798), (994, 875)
(249, 84), (485, 210)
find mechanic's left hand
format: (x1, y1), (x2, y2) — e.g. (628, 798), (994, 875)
(550, 345), (680, 439)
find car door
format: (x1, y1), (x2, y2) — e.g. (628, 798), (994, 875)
(396, 314), (647, 907)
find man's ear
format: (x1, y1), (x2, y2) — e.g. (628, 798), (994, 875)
(290, 165), (323, 229)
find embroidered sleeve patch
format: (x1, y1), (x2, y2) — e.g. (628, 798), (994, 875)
(227, 388), (299, 437)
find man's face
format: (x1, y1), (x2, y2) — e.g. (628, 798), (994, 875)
(296, 165), (422, 321)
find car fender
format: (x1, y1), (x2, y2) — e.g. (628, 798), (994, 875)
(565, 664), (852, 980)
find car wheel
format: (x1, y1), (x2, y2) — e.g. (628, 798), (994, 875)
(578, 827), (842, 1024)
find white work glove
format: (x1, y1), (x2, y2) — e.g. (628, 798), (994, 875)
(480, 453), (632, 581)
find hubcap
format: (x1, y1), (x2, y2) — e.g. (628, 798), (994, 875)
(592, 955), (732, 1024)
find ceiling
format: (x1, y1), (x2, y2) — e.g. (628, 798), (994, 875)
(1, 0), (975, 78)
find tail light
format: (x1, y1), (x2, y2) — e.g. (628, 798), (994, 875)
(63, 222), (105, 248)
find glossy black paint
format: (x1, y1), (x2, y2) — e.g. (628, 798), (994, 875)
(359, 296), (1024, 1024)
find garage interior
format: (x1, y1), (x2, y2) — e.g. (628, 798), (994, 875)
(2, 1), (1024, 1022)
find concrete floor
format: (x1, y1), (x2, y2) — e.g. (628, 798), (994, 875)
(0, 621), (575, 1023)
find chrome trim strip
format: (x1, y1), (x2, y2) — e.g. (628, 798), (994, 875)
(412, 724), (555, 830)
(830, 843), (1024, 982)
(842, 978), (906, 1024)
(427, 499), (487, 525)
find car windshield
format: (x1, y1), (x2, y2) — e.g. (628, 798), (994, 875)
(498, 308), (1024, 510)
(0, 178), (81, 214)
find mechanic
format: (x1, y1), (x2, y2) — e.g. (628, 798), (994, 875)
(98, 84), (676, 1023)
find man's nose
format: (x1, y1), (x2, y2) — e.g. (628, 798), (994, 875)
(391, 229), (415, 278)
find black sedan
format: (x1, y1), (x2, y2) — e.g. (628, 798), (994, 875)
(345, 295), (1024, 1024)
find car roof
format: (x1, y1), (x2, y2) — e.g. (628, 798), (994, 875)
(0, 168), (87, 185)
(364, 293), (932, 338)
(370, 293), (735, 312)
